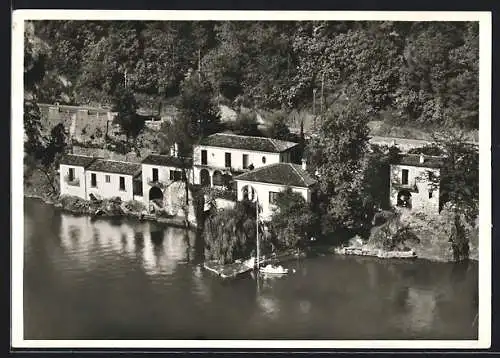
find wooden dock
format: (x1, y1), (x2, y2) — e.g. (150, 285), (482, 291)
(203, 249), (304, 279)
(203, 260), (256, 279)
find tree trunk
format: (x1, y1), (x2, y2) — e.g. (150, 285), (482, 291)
(39, 166), (58, 195)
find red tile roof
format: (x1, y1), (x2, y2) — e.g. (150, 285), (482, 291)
(199, 133), (298, 153)
(234, 163), (316, 188)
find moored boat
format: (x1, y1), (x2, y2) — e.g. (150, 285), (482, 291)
(259, 264), (289, 274)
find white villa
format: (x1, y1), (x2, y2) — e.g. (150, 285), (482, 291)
(59, 154), (98, 199)
(234, 160), (317, 220)
(390, 154), (442, 214)
(85, 159), (142, 202)
(59, 131), (315, 220)
(192, 132), (299, 188)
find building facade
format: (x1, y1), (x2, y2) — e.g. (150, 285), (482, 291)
(59, 154), (98, 199)
(389, 154), (442, 214)
(234, 161), (316, 220)
(85, 159), (142, 202)
(192, 133), (298, 188)
(140, 154), (194, 206)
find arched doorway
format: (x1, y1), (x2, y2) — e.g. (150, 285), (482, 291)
(241, 184), (256, 201)
(149, 186), (164, 206)
(213, 170), (223, 187)
(200, 169), (211, 187)
(397, 190), (412, 209)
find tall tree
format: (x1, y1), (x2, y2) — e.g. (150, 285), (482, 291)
(267, 111), (292, 141)
(111, 86), (144, 143)
(306, 101), (370, 235)
(204, 200), (257, 264)
(268, 187), (317, 250)
(177, 72), (221, 141)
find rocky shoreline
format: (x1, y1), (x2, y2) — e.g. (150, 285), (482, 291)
(24, 194), (197, 230)
(24, 194), (477, 264)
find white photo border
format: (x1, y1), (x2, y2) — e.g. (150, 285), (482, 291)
(11, 10), (492, 349)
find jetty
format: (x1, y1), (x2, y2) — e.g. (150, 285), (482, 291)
(334, 246), (417, 259)
(203, 249), (304, 279)
(203, 260), (257, 279)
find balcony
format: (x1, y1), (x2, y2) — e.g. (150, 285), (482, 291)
(64, 175), (80, 187)
(147, 177), (168, 190)
(194, 162), (251, 174)
(392, 182), (418, 193)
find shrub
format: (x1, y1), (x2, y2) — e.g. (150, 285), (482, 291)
(124, 200), (146, 213)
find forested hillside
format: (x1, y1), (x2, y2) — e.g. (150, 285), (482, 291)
(29, 20), (478, 130)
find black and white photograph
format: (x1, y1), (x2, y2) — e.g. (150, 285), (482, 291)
(12, 10), (491, 349)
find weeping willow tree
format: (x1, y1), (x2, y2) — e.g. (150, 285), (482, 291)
(203, 200), (257, 264)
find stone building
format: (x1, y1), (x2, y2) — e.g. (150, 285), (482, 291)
(389, 154), (443, 214)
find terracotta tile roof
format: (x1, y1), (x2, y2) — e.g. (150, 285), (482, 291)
(199, 133), (298, 153)
(392, 154), (444, 169)
(59, 154), (97, 168)
(141, 154), (192, 168)
(87, 159), (141, 176)
(234, 163), (316, 188)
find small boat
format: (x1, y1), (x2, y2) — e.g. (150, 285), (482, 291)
(259, 264), (289, 274)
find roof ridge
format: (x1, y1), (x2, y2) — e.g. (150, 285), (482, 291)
(252, 162), (281, 172)
(289, 163), (309, 185)
(215, 132), (294, 144)
(95, 158), (140, 165)
(268, 137), (280, 151)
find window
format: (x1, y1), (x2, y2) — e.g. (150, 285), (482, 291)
(68, 168), (75, 181)
(119, 176), (125, 191)
(225, 152), (231, 168)
(262, 156), (266, 164)
(133, 180), (143, 196)
(170, 170), (182, 181)
(201, 150), (207, 165)
(152, 168), (158, 182)
(401, 169), (409, 185)
(242, 154), (249, 169)
(269, 191), (279, 205)
(428, 190), (433, 199)
(105, 175), (110, 183)
(90, 173), (97, 187)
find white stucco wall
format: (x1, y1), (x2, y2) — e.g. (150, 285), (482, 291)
(193, 145), (282, 171)
(85, 171), (134, 201)
(59, 164), (87, 199)
(235, 180), (310, 221)
(389, 164), (440, 214)
(192, 146), (295, 186)
(141, 163), (194, 203)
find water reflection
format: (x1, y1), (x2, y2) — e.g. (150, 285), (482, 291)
(59, 213), (195, 277)
(406, 288), (437, 332)
(25, 199), (479, 340)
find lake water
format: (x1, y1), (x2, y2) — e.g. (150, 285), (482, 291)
(23, 198), (478, 340)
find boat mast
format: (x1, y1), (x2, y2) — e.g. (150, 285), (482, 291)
(256, 194), (259, 271)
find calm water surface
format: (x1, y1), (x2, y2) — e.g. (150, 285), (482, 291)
(24, 198), (478, 340)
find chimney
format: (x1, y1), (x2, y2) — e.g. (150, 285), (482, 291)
(419, 154), (425, 164)
(301, 158), (307, 171)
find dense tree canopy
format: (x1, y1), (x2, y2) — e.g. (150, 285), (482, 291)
(204, 200), (258, 264)
(30, 20), (479, 130)
(268, 187), (318, 250)
(306, 101), (371, 235)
